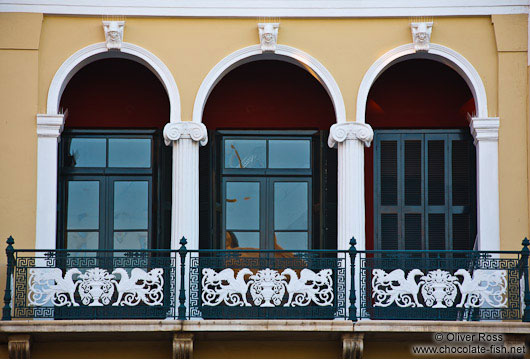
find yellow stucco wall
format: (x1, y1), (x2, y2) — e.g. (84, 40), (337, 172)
(0, 13), (43, 296)
(492, 15), (529, 249)
(37, 16), (500, 120)
(195, 340), (340, 359)
(31, 341), (171, 359)
(0, 13), (527, 255)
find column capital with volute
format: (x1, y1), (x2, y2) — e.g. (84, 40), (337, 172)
(328, 122), (374, 148)
(163, 122), (208, 146)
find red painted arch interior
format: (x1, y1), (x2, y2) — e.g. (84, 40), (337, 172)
(60, 58), (170, 129)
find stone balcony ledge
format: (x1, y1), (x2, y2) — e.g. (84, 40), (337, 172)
(1, 319), (529, 335)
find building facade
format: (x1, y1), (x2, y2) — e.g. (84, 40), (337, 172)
(0, 1), (530, 358)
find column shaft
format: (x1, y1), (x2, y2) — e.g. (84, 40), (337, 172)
(172, 138), (200, 249)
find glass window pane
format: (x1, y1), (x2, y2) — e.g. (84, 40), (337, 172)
(225, 231), (259, 249)
(226, 182), (260, 230)
(114, 181), (148, 230)
(67, 181), (99, 230)
(274, 182), (308, 230)
(224, 140), (266, 168)
(114, 231), (148, 250)
(66, 138), (106, 167)
(268, 140), (310, 169)
(108, 138), (151, 168)
(275, 232), (308, 250)
(66, 232), (99, 251)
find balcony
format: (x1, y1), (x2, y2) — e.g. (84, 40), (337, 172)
(2, 236), (529, 322)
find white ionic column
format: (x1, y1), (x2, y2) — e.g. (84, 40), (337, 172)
(469, 117), (500, 251)
(329, 122), (373, 320)
(163, 122), (208, 250)
(36, 114), (66, 250)
(328, 122), (374, 251)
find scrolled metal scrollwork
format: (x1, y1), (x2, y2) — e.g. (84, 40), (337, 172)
(371, 268), (508, 310)
(27, 267), (164, 308)
(201, 267), (334, 308)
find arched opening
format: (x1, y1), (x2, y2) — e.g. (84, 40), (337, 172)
(365, 59), (477, 251)
(203, 60), (335, 129)
(200, 60), (337, 251)
(57, 58), (172, 253)
(60, 58), (170, 129)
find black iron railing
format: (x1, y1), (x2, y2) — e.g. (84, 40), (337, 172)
(2, 236), (529, 321)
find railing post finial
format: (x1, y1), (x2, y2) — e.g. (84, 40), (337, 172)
(348, 237), (357, 322)
(521, 238), (530, 322)
(2, 236), (15, 321)
(179, 236), (187, 247)
(178, 236), (188, 320)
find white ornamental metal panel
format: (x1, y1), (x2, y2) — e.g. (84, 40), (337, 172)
(27, 267), (164, 307)
(371, 268), (507, 309)
(201, 267), (334, 308)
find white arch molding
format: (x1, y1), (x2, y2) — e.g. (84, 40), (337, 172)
(46, 42), (180, 120)
(192, 44), (347, 124)
(36, 42), (180, 250)
(355, 43), (489, 123)
(356, 42), (500, 252)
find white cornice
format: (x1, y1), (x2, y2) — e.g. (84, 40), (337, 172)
(469, 116), (500, 145)
(0, 0), (527, 17)
(36, 113), (65, 138)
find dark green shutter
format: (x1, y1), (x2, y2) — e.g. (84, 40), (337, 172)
(157, 133), (173, 249)
(319, 130), (337, 250)
(199, 130), (215, 249)
(374, 130), (476, 251)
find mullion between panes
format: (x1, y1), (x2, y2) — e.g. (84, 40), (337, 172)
(422, 135), (430, 250)
(446, 135), (453, 252)
(105, 137), (109, 168)
(397, 134), (404, 251)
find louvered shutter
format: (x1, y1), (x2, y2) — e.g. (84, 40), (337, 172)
(451, 138), (476, 251)
(375, 135), (399, 250)
(374, 130), (476, 251)
(403, 136), (423, 251)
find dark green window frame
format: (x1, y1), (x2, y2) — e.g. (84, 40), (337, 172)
(220, 131), (313, 250)
(57, 129), (171, 251)
(373, 129), (477, 251)
(199, 130), (337, 251)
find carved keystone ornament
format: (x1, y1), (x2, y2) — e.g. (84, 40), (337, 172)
(410, 21), (433, 52)
(258, 23), (280, 53)
(102, 21), (125, 50)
